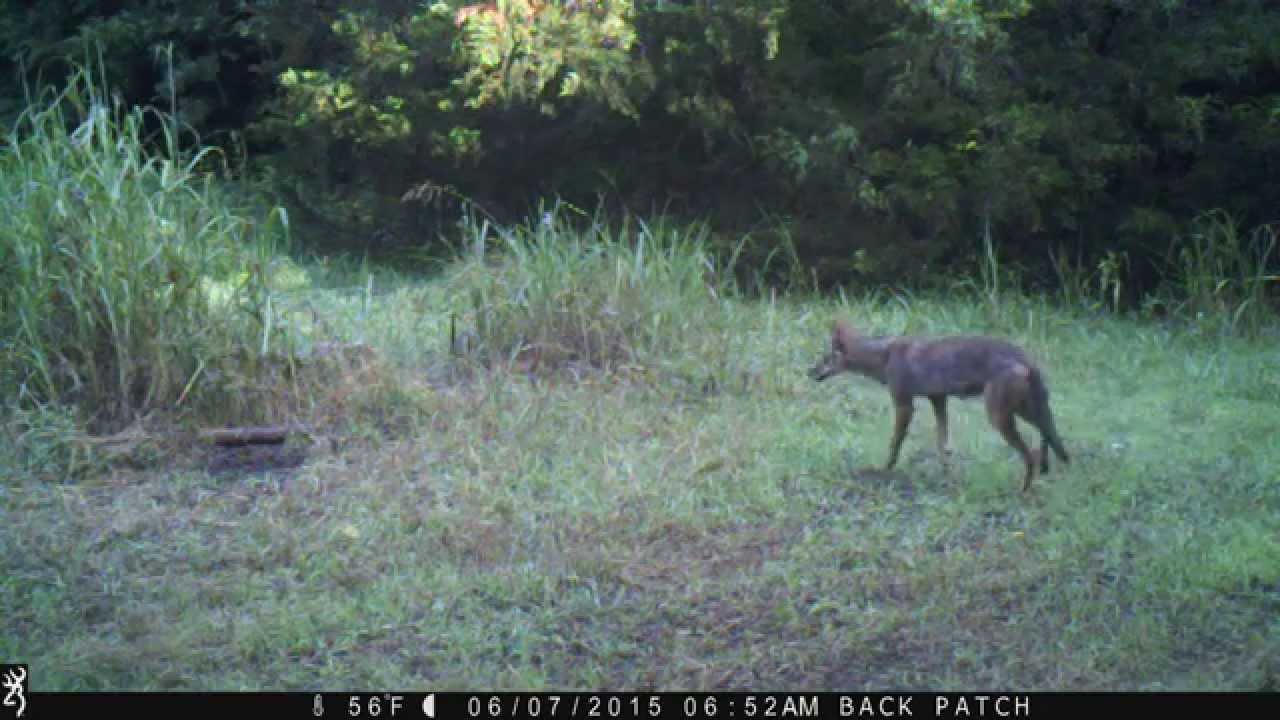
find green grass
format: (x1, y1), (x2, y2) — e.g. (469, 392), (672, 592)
(446, 205), (730, 373)
(4, 242), (1278, 689)
(0, 62), (288, 431)
(2, 66), (1277, 691)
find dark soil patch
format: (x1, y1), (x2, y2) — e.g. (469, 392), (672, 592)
(207, 443), (309, 476)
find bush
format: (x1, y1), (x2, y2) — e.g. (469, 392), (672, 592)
(446, 204), (729, 373)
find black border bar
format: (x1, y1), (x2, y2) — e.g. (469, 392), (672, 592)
(19, 691), (1278, 720)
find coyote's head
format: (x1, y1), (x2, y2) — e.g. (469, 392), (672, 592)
(809, 321), (861, 382)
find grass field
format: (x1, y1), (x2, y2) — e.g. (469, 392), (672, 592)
(5, 242), (1279, 691)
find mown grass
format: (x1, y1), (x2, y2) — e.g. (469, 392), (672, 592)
(4, 233), (1278, 689)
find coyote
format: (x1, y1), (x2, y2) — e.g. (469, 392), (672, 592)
(810, 321), (1069, 490)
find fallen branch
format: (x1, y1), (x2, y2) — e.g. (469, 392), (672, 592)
(202, 425), (293, 447)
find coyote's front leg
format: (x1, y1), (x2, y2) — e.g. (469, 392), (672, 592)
(886, 398), (914, 470)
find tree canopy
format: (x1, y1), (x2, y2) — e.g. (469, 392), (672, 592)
(4, 0), (1279, 293)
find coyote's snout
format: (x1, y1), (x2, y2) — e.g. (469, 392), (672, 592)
(811, 321), (1069, 491)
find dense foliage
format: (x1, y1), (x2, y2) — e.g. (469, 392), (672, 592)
(4, 0), (1279, 295)
(0, 65), (288, 428)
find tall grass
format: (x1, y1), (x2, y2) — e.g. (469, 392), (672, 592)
(445, 204), (732, 373)
(0, 63), (288, 428)
(1050, 245), (1129, 315)
(1156, 210), (1278, 336)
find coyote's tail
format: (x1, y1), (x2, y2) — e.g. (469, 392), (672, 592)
(1029, 367), (1069, 464)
